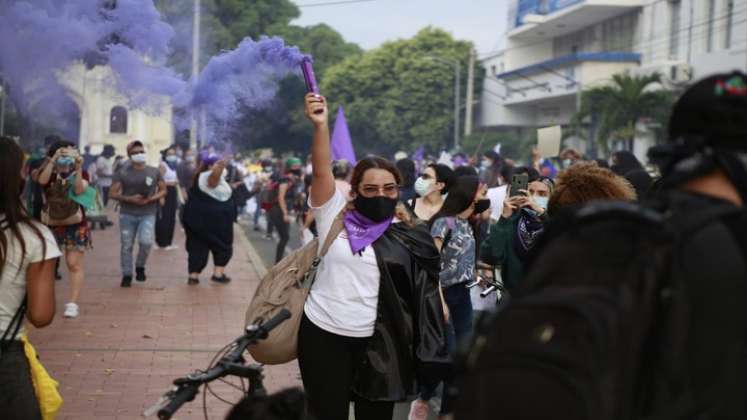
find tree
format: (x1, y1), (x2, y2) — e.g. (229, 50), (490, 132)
(572, 73), (674, 153)
(320, 27), (481, 155)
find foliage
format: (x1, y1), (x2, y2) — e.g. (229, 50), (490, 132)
(321, 27), (481, 156)
(571, 72), (674, 153)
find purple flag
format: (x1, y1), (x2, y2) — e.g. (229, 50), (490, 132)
(331, 106), (357, 164)
(412, 145), (424, 162)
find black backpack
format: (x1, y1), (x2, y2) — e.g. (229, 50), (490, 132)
(455, 196), (747, 420)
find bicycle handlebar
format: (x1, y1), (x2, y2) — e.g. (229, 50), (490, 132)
(145, 309), (292, 419)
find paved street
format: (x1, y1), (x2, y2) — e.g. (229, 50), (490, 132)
(29, 211), (301, 420)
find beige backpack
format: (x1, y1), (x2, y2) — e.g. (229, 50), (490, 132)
(245, 212), (344, 364)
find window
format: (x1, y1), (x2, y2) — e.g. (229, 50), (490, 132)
(725, 0), (734, 48)
(110, 106), (128, 134)
(669, 0), (681, 59)
(706, 0), (716, 52)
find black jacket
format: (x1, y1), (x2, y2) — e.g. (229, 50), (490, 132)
(352, 222), (450, 402)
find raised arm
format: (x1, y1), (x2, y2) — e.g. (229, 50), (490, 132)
(304, 93), (334, 207)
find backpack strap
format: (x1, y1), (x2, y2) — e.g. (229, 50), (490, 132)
(318, 210), (345, 258)
(0, 297), (26, 360)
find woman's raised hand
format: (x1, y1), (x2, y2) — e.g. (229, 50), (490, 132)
(304, 93), (328, 127)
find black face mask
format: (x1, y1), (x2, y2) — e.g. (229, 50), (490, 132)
(353, 195), (398, 222)
(474, 198), (491, 214)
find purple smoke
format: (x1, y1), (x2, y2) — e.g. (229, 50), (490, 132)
(0, 0), (307, 143)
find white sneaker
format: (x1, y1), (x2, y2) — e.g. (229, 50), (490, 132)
(63, 302), (79, 318)
(164, 245), (179, 251)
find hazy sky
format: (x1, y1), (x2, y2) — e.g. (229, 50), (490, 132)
(292, 0), (507, 55)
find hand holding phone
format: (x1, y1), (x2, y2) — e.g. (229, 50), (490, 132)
(509, 174), (529, 197)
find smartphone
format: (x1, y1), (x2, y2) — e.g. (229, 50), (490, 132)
(510, 174), (529, 197)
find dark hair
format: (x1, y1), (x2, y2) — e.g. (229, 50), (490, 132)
(483, 150), (501, 165)
(453, 165), (478, 178)
(396, 158), (416, 188)
(127, 140), (144, 156)
(429, 175), (480, 226)
(102, 144), (116, 157)
(44, 134), (62, 147)
(332, 160), (352, 180)
(160, 146), (176, 161)
(610, 151), (643, 176)
(0, 137), (47, 277)
(46, 140), (75, 158)
(512, 166), (540, 183)
(350, 156), (402, 195)
(428, 163), (455, 193)
(594, 158), (610, 169)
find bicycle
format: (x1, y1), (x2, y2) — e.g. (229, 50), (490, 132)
(144, 309), (292, 420)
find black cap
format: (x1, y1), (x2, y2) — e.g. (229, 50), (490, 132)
(668, 71), (747, 151)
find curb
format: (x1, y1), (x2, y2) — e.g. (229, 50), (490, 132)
(236, 224), (268, 279)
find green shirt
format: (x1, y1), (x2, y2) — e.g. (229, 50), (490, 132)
(480, 213), (523, 290)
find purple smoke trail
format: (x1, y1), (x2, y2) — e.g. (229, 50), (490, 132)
(0, 0), (308, 144)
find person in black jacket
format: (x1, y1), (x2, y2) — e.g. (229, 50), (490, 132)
(300, 93), (449, 420)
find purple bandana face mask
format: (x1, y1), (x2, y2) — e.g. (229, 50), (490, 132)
(343, 210), (393, 254)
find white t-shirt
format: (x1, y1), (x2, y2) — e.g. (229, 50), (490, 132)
(0, 216), (61, 337)
(304, 189), (381, 337)
(160, 162), (178, 184)
(96, 156), (114, 187)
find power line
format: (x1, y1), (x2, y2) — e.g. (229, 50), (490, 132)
(296, 0), (376, 7)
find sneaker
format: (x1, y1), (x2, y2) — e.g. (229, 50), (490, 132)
(135, 267), (146, 282)
(121, 275), (132, 288)
(63, 302), (79, 318)
(187, 277), (199, 285)
(408, 399), (430, 420)
(164, 245), (179, 251)
(210, 274), (231, 284)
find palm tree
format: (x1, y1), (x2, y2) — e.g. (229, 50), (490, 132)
(572, 73), (673, 153)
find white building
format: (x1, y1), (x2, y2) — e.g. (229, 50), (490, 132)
(478, 0), (747, 157)
(61, 62), (174, 165)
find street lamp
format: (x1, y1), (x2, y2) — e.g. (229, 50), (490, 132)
(425, 56), (460, 150)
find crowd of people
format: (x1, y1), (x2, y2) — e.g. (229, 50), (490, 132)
(0, 71), (745, 419)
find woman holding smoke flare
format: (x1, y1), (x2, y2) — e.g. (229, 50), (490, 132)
(299, 93), (449, 420)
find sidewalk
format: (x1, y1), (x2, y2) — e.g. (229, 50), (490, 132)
(29, 214), (301, 420)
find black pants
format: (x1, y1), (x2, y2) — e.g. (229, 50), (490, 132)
(267, 205), (290, 263)
(101, 186), (111, 207)
(186, 232), (233, 274)
(298, 314), (394, 420)
(0, 342), (42, 420)
(155, 186), (178, 247)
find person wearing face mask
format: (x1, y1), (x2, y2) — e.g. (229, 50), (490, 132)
(480, 168), (553, 291)
(110, 141), (167, 288)
(155, 146), (180, 250)
(301, 93), (449, 420)
(182, 153), (236, 285)
(408, 163), (454, 222)
(480, 150), (504, 188)
(34, 141), (93, 319)
(409, 175), (490, 420)
(177, 149), (197, 200)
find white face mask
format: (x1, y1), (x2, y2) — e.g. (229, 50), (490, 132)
(534, 195), (549, 210)
(130, 153), (147, 164)
(414, 177), (433, 197)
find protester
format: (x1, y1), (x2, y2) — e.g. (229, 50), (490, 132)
(95, 144), (116, 207)
(81, 145), (96, 170)
(610, 150), (654, 199)
(480, 167), (553, 291)
(35, 140), (92, 318)
(182, 153), (235, 285)
(266, 157), (303, 263)
(155, 146), (179, 250)
(0, 136), (61, 418)
(531, 146), (558, 178)
(176, 148), (197, 200)
(396, 158), (417, 203)
(300, 93), (448, 420)
(410, 175), (490, 420)
(110, 141), (166, 287)
(559, 147), (584, 168)
(546, 161), (637, 215)
(332, 159), (352, 199)
(408, 163), (454, 222)
(479, 150), (503, 187)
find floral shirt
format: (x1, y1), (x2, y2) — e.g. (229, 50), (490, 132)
(431, 217), (476, 288)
